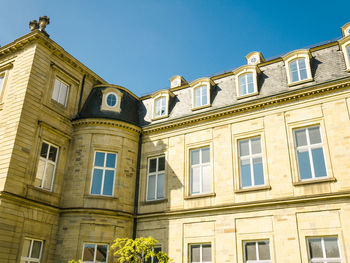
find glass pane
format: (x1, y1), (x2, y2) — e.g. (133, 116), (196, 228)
(324, 237), (340, 258)
(107, 94), (116, 107)
(158, 156), (165, 171)
(251, 137), (261, 154)
(95, 152), (105, 167)
(58, 83), (68, 105)
(149, 158), (157, 173)
(40, 143), (49, 158)
(202, 88), (208, 105)
(202, 244), (211, 262)
(147, 175), (156, 200)
(247, 73), (253, 83)
(290, 61), (298, 71)
(202, 147), (210, 163)
(157, 173), (164, 199)
(103, 170), (115, 196)
(106, 153), (116, 168)
(202, 165), (211, 193)
(191, 245), (200, 262)
(309, 239), (323, 258)
(43, 163), (54, 190)
(239, 140), (249, 156)
(298, 58), (306, 69)
(83, 244), (95, 261)
(52, 79), (60, 101)
(155, 99), (161, 116)
(312, 148), (327, 178)
(91, 169), (103, 194)
(295, 129), (307, 147)
(191, 150), (200, 165)
(300, 68), (308, 80)
(191, 167), (200, 194)
(240, 83), (246, 95)
(31, 241), (42, 259)
(247, 82), (254, 94)
(195, 87), (201, 107)
(154, 247), (161, 253)
(258, 241), (270, 260)
(297, 150), (312, 180)
(48, 146), (58, 162)
(21, 239), (31, 257)
(35, 159), (46, 181)
(96, 245), (107, 262)
(253, 157), (264, 186)
(245, 242), (257, 260)
(240, 159), (252, 188)
(292, 70), (299, 82)
(308, 127), (322, 144)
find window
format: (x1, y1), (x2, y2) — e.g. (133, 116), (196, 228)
(52, 78), (69, 106)
(244, 241), (271, 263)
(21, 238), (44, 263)
(105, 92), (117, 108)
(346, 45), (350, 61)
(294, 126), (327, 181)
(146, 246), (162, 263)
(0, 74), (4, 95)
(239, 73), (254, 96)
(190, 147), (210, 195)
(147, 156), (165, 201)
(90, 152), (117, 196)
(34, 142), (59, 191)
(190, 244), (211, 263)
(289, 58), (308, 82)
(307, 237), (341, 263)
(194, 85), (208, 108)
(154, 97), (167, 118)
(238, 137), (264, 188)
(82, 243), (108, 263)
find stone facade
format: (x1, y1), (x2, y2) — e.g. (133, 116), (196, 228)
(0, 23), (350, 262)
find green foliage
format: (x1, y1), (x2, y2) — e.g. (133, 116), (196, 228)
(68, 260), (82, 263)
(111, 236), (172, 263)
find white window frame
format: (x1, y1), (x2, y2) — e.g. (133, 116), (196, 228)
(193, 85), (208, 108)
(243, 240), (271, 263)
(294, 126), (328, 181)
(289, 58), (308, 82)
(190, 78), (213, 110)
(21, 238), (44, 263)
(190, 147), (211, 195)
(307, 237), (342, 263)
(283, 50), (313, 86)
(154, 96), (168, 118)
(234, 65), (260, 98)
(189, 243), (212, 263)
(82, 243), (109, 263)
(35, 141), (59, 191)
(238, 136), (265, 188)
(146, 156), (165, 201)
(90, 151), (117, 197)
(52, 77), (69, 106)
(340, 39), (350, 71)
(105, 92), (118, 108)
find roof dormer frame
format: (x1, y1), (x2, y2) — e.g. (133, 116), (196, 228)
(151, 89), (174, 120)
(338, 34), (350, 72)
(190, 77), (215, 111)
(233, 65), (261, 99)
(170, 75), (187, 89)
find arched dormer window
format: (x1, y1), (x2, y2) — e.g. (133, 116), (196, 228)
(282, 49), (313, 86)
(190, 77), (215, 110)
(233, 65), (260, 98)
(151, 90), (174, 120)
(339, 22), (350, 72)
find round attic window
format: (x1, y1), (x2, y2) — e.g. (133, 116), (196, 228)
(106, 92), (117, 107)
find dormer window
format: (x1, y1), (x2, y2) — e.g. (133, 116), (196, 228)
(190, 78), (214, 110)
(155, 96), (167, 117)
(239, 73), (254, 95)
(106, 92), (118, 108)
(339, 23), (350, 72)
(100, 87), (123, 113)
(282, 49), (313, 86)
(151, 90), (174, 120)
(234, 65), (260, 98)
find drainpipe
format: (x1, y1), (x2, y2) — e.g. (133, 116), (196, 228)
(133, 132), (142, 239)
(77, 74), (86, 112)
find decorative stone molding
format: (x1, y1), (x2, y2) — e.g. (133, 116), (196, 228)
(72, 118), (141, 134)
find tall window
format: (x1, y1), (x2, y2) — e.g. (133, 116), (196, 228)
(190, 147), (211, 195)
(146, 246), (162, 263)
(289, 58), (308, 82)
(147, 156), (165, 201)
(91, 152), (117, 196)
(239, 73), (254, 96)
(190, 244), (211, 263)
(308, 237), (341, 263)
(294, 126), (327, 180)
(194, 85), (208, 108)
(35, 142), (59, 191)
(82, 243), (108, 263)
(238, 137), (264, 188)
(21, 238), (44, 263)
(52, 78), (69, 106)
(0, 74), (4, 95)
(244, 241), (271, 263)
(347, 45), (350, 62)
(155, 97), (167, 117)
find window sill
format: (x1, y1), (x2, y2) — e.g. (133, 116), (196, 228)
(184, 192), (216, 200)
(237, 91), (259, 100)
(151, 114), (169, 121)
(142, 198), (168, 205)
(235, 185), (271, 193)
(288, 77), (313, 87)
(293, 177), (336, 186)
(27, 184), (60, 197)
(191, 104), (211, 111)
(85, 194), (118, 200)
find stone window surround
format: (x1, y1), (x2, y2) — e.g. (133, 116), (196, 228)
(151, 90), (174, 120)
(0, 61), (13, 107)
(338, 36), (350, 72)
(100, 87), (123, 113)
(233, 65), (260, 99)
(146, 155), (166, 202)
(190, 78), (215, 111)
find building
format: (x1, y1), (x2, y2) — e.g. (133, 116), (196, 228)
(0, 17), (350, 263)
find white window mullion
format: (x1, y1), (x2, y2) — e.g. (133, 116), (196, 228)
(297, 60), (301, 81)
(249, 139), (255, 186)
(306, 128), (316, 179)
(256, 242), (259, 261)
(245, 74), (249, 94)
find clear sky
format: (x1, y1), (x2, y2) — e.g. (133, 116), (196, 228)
(1, 1), (350, 96)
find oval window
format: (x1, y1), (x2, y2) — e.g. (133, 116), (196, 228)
(106, 93), (117, 107)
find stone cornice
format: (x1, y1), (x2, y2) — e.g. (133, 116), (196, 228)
(142, 78), (350, 135)
(72, 118), (141, 134)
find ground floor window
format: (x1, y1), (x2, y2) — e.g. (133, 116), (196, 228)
(82, 243), (108, 263)
(146, 246), (162, 263)
(308, 237), (341, 263)
(190, 243), (211, 263)
(244, 240), (271, 263)
(20, 238), (44, 263)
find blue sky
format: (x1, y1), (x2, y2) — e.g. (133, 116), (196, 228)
(1, 1), (350, 96)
